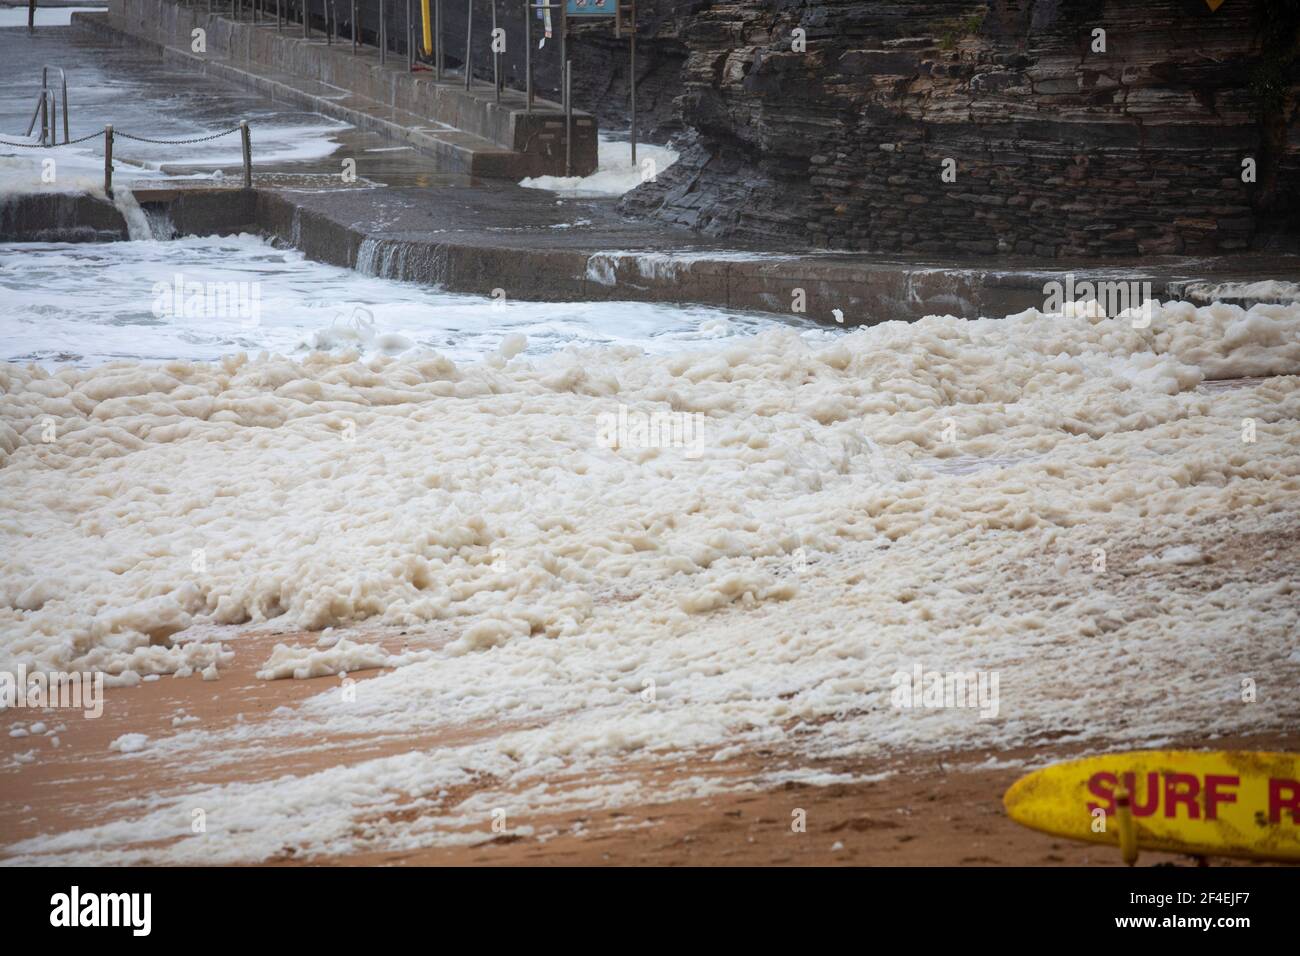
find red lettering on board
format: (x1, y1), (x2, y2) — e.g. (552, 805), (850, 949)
(1269, 778), (1300, 825)
(1086, 771), (1117, 814)
(1121, 772), (1160, 817)
(1164, 772), (1200, 820)
(1204, 775), (1239, 821)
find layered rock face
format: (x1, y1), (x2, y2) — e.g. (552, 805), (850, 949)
(615, 0), (1299, 258)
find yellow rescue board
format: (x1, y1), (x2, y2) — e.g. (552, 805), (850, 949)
(1003, 750), (1300, 862)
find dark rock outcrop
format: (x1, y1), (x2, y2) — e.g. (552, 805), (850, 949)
(613, 0), (1300, 258)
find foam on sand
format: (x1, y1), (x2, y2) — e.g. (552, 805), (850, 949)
(1, 298), (1298, 862)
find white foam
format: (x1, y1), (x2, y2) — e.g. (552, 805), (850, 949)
(1183, 279), (1300, 305)
(0, 235), (823, 367)
(1, 296), (1297, 864)
(520, 137), (679, 198)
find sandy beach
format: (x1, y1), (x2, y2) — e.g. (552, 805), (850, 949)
(3, 300), (1297, 865)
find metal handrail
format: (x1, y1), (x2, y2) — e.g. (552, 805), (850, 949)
(463, 0), (472, 89)
(25, 66), (70, 146)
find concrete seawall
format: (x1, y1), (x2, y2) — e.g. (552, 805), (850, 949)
(91, 1), (596, 178)
(5, 186), (1294, 323)
(0, 189), (257, 243)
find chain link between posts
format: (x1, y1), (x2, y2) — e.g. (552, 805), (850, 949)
(0, 130), (105, 148)
(0, 126), (244, 149)
(113, 127), (244, 145)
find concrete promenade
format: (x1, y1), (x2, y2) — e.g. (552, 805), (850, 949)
(96, 0), (596, 178)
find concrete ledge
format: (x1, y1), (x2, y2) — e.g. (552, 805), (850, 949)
(6, 186), (1297, 324)
(91, 0), (596, 177)
(249, 196), (1290, 322)
(1, 189), (260, 242)
(165, 187), (260, 236)
(0, 193), (127, 243)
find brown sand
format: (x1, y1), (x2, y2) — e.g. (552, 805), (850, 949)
(1, 623), (1292, 865)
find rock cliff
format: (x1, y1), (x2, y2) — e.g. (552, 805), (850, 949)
(610, 0), (1300, 258)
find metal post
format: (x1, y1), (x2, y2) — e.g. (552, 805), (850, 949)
(492, 0), (499, 102)
(559, 0), (566, 102)
(524, 0), (531, 111)
(62, 71), (69, 145)
(41, 67), (48, 146)
(241, 120), (252, 188)
(564, 59), (571, 177)
(463, 0), (472, 90)
(351, 0), (356, 51)
(435, 0), (442, 79)
(26, 93), (41, 138)
(277, 0), (282, 30)
(629, 0), (636, 166)
(104, 124), (113, 195)
(302, 0), (309, 37)
(380, 0), (387, 64)
(406, 0), (412, 71)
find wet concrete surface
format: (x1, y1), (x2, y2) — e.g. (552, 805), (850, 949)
(2, 16), (472, 188)
(263, 182), (1300, 320)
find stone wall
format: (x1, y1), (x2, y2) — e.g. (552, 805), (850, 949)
(615, 0), (1300, 258)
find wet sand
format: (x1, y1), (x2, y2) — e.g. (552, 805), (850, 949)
(2, 617), (1292, 866)
(3, 370), (1299, 865)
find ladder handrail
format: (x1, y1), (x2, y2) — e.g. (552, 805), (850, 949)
(24, 67), (70, 146)
(43, 66), (70, 145)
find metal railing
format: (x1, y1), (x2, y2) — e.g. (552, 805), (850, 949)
(210, 1), (642, 175)
(26, 1), (644, 178)
(25, 66), (69, 147)
(191, 0), (609, 114)
(180, 0), (593, 173)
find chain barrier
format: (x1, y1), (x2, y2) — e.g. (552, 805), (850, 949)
(0, 130), (105, 148)
(2, 121), (252, 192)
(113, 127), (244, 145)
(0, 126), (243, 149)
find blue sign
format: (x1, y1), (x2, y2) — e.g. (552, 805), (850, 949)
(567, 0), (615, 15)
